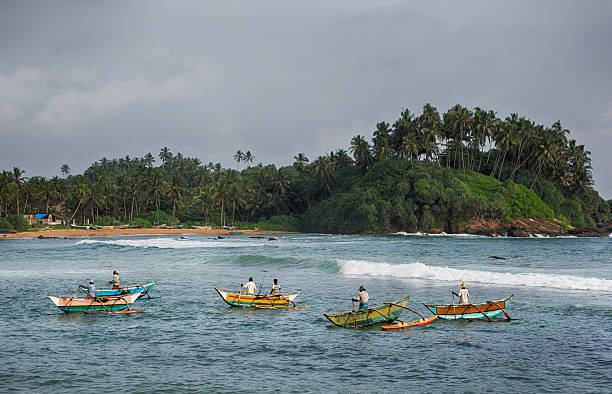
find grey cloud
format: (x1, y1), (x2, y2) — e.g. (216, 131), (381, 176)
(0, 0), (611, 198)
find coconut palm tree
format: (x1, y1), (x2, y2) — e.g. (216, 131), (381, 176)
(168, 174), (186, 218)
(61, 164), (70, 177)
(159, 147), (172, 166)
(350, 135), (372, 172)
(213, 174), (230, 226)
(234, 150), (244, 170)
(401, 134), (419, 161)
(293, 153), (309, 174)
(11, 167), (27, 215)
(243, 151), (254, 166)
(313, 156), (336, 198)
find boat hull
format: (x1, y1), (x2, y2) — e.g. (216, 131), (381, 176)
(82, 282), (156, 297)
(424, 296), (512, 320)
(47, 293), (140, 313)
(381, 315), (438, 330)
(324, 296), (410, 328)
(215, 288), (299, 307)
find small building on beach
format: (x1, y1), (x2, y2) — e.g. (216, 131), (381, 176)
(24, 213), (64, 226)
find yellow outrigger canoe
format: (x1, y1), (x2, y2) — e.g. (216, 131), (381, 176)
(215, 288), (302, 308)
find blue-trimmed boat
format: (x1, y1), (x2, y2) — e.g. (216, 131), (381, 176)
(423, 294), (513, 320)
(81, 282), (156, 297)
(47, 292), (141, 313)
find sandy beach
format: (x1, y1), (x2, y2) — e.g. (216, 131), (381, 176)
(1, 228), (293, 239)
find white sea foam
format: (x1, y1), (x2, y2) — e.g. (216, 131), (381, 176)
(76, 238), (266, 249)
(390, 232), (481, 237)
(338, 260), (612, 292)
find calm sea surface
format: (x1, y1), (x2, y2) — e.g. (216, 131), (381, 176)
(1, 234), (611, 393)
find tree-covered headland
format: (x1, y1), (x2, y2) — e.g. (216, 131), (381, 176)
(1, 104), (610, 235)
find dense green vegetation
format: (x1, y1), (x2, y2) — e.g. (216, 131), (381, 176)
(1, 104), (610, 233)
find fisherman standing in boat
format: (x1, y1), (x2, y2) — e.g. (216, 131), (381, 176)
(112, 271), (120, 289)
(352, 285), (369, 310)
(241, 277), (257, 295)
(270, 279), (281, 295)
(453, 282), (469, 304)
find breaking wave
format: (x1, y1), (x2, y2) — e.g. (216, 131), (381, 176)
(76, 238), (267, 249)
(338, 260), (612, 292)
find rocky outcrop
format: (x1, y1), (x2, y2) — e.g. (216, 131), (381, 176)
(457, 217), (610, 237)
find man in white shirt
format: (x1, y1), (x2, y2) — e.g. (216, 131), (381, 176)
(241, 277), (257, 295)
(453, 282), (470, 304)
(352, 285), (369, 310)
(112, 271), (120, 289)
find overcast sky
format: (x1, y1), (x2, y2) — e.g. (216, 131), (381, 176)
(1, 1), (611, 198)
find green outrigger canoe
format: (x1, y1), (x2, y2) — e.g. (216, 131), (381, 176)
(324, 296), (410, 328)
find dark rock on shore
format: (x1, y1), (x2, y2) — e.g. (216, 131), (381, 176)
(457, 217), (610, 238)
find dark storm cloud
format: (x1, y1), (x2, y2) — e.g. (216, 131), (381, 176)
(1, 0), (611, 198)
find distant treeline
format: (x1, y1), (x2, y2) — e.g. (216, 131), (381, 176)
(1, 104), (610, 233)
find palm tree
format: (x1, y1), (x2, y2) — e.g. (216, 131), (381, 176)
(228, 184), (247, 225)
(350, 135), (372, 171)
(234, 150), (244, 170)
(243, 151), (254, 167)
(11, 167), (26, 215)
(452, 105), (473, 170)
(293, 153), (309, 174)
(213, 175), (230, 226)
(146, 170), (165, 212)
(529, 129), (557, 188)
(196, 186), (214, 225)
(168, 174), (186, 218)
(401, 135), (419, 161)
(61, 164), (70, 177)
(372, 121), (391, 161)
(313, 156), (336, 198)
(159, 147), (172, 166)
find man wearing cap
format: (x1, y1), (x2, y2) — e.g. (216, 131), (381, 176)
(112, 271), (120, 289)
(353, 285), (369, 310)
(453, 282), (470, 304)
(85, 280), (96, 298)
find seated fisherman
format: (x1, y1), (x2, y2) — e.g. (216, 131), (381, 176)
(352, 285), (369, 310)
(80, 280), (96, 298)
(241, 277), (257, 295)
(270, 279), (281, 295)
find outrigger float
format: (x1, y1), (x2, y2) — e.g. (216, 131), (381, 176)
(324, 296), (410, 329)
(423, 294), (514, 321)
(214, 288), (305, 309)
(381, 303), (438, 330)
(47, 292), (141, 313)
(80, 282), (157, 298)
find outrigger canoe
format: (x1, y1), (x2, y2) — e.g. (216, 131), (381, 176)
(424, 294), (514, 320)
(215, 288), (299, 308)
(47, 292), (140, 313)
(324, 296), (410, 328)
(381, 315), (438, 330)
(81, 282), (156, 297)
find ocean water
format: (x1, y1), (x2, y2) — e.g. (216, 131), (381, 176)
(0, 234), (611, 393)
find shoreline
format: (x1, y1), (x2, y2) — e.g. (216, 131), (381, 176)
(1, 228), (295, 239)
